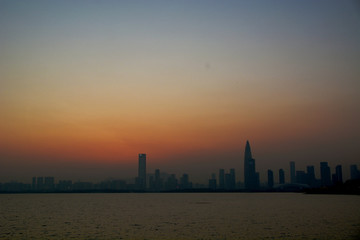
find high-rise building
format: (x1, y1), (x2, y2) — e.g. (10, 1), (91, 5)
(165, 174), (178, 190)
(37, 177), (44, 191)
(331, 173), (338, 185)
(32, 177), (36, 190)
(137, 153), (147, 190)
(155, 169), (160, 181)
(279, 169), (285, 184)
(296, 171), (307, 184)
(154, 169), (163, 191)
(267, 170), (274, 189)
(211, 173), (216, 180)
(209, 174), (217, 190)
(148, 176), (155, 190)
(208, 179), (216, 190)
(44, 177), (55, 191)
(306, 165), (316, 187)
(350, 165), (360, 180)
(219, 169), (225, 189)
(335, 165), (343, 184)
(229, 168), (236, 190)
(225, 173), (231, 190)
(57, 180), (72, 191)
(244, 141), (259, 190)
(290, 161), (296, 184)
(180, 174), (191, 189)
(320, 162), (331, 186)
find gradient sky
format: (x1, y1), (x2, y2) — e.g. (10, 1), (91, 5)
(1, 1), (360, 183)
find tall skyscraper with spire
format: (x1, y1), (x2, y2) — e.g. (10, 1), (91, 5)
(137, 153), (147, 190)
(244, 141), (259, 190)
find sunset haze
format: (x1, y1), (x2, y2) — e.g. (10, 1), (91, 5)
(1, 1), (359, 183)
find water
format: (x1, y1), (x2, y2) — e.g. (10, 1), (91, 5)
(0, 193), (359, 239)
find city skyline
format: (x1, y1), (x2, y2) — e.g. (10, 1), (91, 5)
(1, 141), (359, 189)
(1, 1), (360, 183)
(1, 153), (359, 192)
(0, 139), (359, 185)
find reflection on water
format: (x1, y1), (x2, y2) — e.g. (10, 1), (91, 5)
(0, 193), (359, 239)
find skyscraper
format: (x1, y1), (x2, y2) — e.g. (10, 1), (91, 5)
(180, 174), (191, 189)
(32, 177), (36, 190)
(165, 174), (178, 190)
(350, 165), (360, 180)
(229, 168), (236, 190)
(244, 141), (259, 190)
(279, 169), (285, 184)
(225, 173), (232, 190)
(335, 165), (343, 184)
(306, 165), (316, 187)
(208, 173), (217, 190)
(44, 177), (55, 191)
(267, 169), (274, 189)
(296, 171), (307, 184)
(320, 162), (331, 186)
(154, 169), (163, 191)
(290, 161), (296, 184)
(37, 177), (44, 191)
(137, 153), (146, 190)
(219, 169), (225, 189)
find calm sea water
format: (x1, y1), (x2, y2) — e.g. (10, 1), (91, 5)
(0, 193), (359, 240)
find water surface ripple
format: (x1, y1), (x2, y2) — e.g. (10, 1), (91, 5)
(0, 193), (359, 239)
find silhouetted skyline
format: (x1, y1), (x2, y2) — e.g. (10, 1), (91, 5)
(1, 1), (359, 184)
(1, 141), (359, 193)
(1, 140), (360, 186)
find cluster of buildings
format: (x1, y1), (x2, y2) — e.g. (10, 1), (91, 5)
(135, 141), (360, 191)
(0, 177), (129, 192)
(266, 162), (343, 190)
(1, 141), (359, 192)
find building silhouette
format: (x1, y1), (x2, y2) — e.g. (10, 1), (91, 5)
(165, 174), (178, 190)
(37, 177), (44, 190)
(73, 181), (93, 191)
(32, 176), (55, 191)
(58, 180), (72, 191)
(320, 162), (331, 186)
(218, 169), (225, 189)
(290, 161), (296, 184)
(44, 177), (55, 191)
(208, 173), (217, 190)
(32, 177), (36, 190)
(154, 169), (163, 191)
(267, 169), (274, 188)
(306, 165), (316, 187)
(230, 168), (236, 189)
(333, 165), (343, 184)
(224, 168), (236, 190)
(137, 153), (147, 190)
(225, 173), (231, 190)
(279, 169), (285, 184)
(244, 141), (259, 190)
(350, 165), (360, 180)
(295, 171), (307, 184)
(180, 174), (192, 189)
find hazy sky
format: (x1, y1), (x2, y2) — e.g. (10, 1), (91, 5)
(1, 1), (359, 183)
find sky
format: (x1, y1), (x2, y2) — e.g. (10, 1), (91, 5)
(1, 1), (360, 184)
